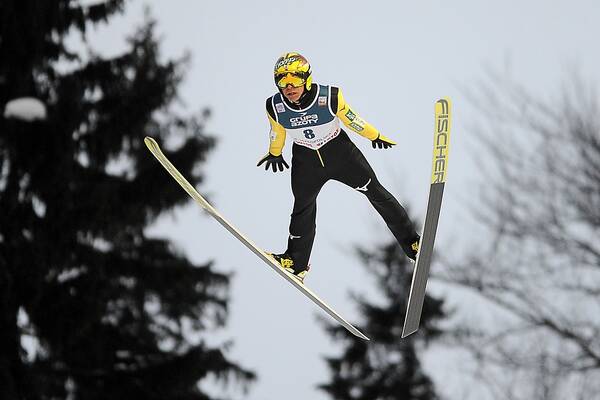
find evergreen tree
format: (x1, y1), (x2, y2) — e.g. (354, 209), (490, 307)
(319, 238), (447, 400)
(0, 1), (254, 399)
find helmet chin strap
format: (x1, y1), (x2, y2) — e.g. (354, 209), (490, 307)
(297, 85), (310, 103)
(290, 83), (314, 105)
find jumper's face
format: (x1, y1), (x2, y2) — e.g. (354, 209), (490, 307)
(282, 85), (304, 103)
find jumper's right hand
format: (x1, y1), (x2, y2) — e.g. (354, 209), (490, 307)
(257, 153), (290, 172)
(371, 133), (397, 149)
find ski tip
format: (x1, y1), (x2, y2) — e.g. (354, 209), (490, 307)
(436, 97), (452, 106)
(144, 137), (162, 155)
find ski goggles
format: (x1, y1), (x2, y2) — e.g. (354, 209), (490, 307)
(275, 72), (307, 88)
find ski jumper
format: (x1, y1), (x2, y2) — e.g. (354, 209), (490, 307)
(265, 84), (419, 269)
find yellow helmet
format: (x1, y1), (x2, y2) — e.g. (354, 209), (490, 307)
(273, 52), (312, 91)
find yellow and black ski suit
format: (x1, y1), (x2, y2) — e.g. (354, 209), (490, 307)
(264, 83), (419, 270)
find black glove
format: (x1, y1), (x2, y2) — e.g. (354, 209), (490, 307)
(257, 153), (290, 172)
(372, 133), (397, 149)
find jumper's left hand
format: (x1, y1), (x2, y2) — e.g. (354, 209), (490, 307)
(372, 133), (397, 149)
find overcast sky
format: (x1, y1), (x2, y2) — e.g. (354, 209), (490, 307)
(81, 1), (600, 399)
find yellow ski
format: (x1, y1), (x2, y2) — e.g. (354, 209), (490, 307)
(144, 137), (369, 341)
(402, 98), (452, 337)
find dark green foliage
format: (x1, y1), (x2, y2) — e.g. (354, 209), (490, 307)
(319, 240), (447, 400)
(0, 1), (254, 399)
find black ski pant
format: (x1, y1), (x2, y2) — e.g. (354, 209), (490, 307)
(286, 131), (419, 270)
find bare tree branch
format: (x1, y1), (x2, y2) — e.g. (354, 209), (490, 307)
(436, 71), (600, 399)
